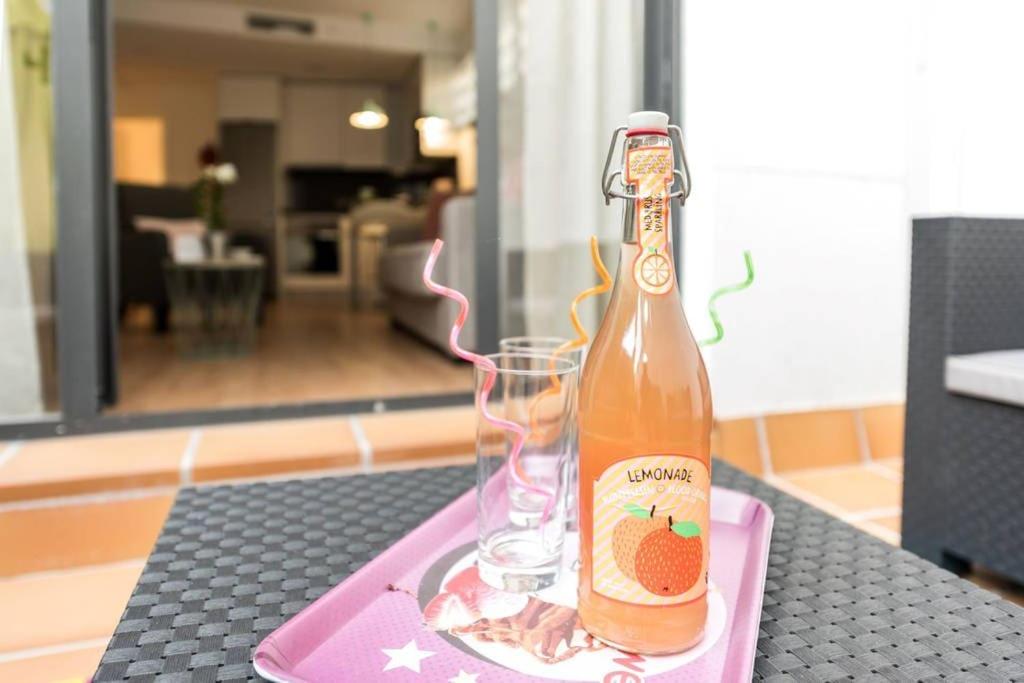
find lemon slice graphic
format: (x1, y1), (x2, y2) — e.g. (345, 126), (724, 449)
(640, 253), (672, 288)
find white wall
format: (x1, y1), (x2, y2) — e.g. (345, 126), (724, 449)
(683, 0), (1024, 419)
(219, 75), (281, 122)
(115, 61), (219, 185)
(906, 1), (1024, 217)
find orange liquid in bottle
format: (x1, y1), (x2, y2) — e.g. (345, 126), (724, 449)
(578, 115), (712, 655)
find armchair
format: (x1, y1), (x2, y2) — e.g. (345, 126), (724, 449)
(117, 184), (196, 331)
(903, 217), (1024, 583)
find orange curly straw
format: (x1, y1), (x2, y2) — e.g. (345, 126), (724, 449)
(527, 236), (612, 442)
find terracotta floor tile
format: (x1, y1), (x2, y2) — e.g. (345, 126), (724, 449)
(0, 493), (174, 576)
(0, 431), (187, 502)
(863, 404), (905, 460)
(714, 418), (762, 476)
(193, 417), (359, 483)
(764, 409), (862, 472)
(360, 406), (476, 463)
(0, 645), (105, 683)
(870, 515), (902, 533)
(0, 562), (142, 653)
(370, 453), (476, 474)
(780, 467), (901, 513)
(875, 457), (903, 474)
(849, 518), (900, 545)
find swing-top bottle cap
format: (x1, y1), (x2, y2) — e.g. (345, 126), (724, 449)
(627, 111), (669, 134)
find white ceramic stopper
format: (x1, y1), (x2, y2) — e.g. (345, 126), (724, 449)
(627, 111), (669, 132)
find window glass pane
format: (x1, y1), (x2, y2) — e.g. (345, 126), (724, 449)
(110, 0), (477, 413)
(499, 0), (643, 339)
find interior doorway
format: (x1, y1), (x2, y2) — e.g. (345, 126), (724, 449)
(107, 0), (479, 415)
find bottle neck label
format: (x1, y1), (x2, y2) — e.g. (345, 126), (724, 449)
(626, 145), (675, 295)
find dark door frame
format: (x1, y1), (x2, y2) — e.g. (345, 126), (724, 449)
(473, 0), (500, 354)
(2, 0), (680, 441)
(52, 0), (108, 428)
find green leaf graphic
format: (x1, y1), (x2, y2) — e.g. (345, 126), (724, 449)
(671, 521), (701, 538)
(624, 502), (651, 519)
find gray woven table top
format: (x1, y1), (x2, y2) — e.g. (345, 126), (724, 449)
(94, 462), (1024, 682)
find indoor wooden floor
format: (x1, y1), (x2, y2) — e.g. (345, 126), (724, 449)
(114, 297), (472, 414)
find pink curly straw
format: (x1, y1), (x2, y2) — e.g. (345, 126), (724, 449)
(422, 239), (556, 522)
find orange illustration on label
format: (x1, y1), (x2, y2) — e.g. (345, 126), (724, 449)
(626, 146), (674, 295)
(592, 455), (709, 606)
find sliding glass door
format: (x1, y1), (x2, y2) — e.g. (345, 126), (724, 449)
(104, 0), (483, 418)
(0, 0), (685, 438)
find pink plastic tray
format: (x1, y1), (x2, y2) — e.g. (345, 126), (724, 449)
(254, 485), (773, 683)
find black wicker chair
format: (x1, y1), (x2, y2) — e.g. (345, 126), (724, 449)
(903, 217), (1024, 583)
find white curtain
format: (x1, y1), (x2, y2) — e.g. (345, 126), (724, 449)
(0, 0), (44, 416)
(499, 0), (642, 338)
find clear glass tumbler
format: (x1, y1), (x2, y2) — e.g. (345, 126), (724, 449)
(499, 337), (584, 531)
(475, 352), (578, 592)
(499, 335), (572, 354)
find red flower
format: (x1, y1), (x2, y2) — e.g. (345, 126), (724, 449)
(198, 143), (218, 168)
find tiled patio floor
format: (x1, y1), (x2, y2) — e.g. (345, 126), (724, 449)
(772, 459), (903, 544)
(712, 406), (1024, 611)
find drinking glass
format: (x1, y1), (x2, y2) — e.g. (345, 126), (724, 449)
(475, 352), (578, 592)
(499, 335), (571, 354)
(499, 336), (584, 530)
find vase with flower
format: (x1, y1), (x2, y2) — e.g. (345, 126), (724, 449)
(195, 143), (238, 260)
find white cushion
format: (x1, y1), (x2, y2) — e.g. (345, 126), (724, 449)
(134, 215), (205, 239)
(134, 216), (207, 263)
(945, 349), (1024, 408)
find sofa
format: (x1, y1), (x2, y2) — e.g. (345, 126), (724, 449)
(379, 195), (476, 354)
(903, 217), (1024, 584)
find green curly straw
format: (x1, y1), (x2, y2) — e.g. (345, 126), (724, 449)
(699, 250), (755, 347)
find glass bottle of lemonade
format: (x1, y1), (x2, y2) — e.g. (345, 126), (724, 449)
(578, 111), (712, 654)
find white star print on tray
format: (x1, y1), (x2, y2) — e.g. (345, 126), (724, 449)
(381, 639), (435, 673)
(449, 670), (479, 683)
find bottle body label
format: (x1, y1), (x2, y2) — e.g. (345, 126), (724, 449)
(592, 454), (709, 605)
(626, 146), (674, 295)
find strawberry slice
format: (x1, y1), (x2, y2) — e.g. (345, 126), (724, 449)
(423, 591), (476, 630)
(423, 566), (528, 630)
